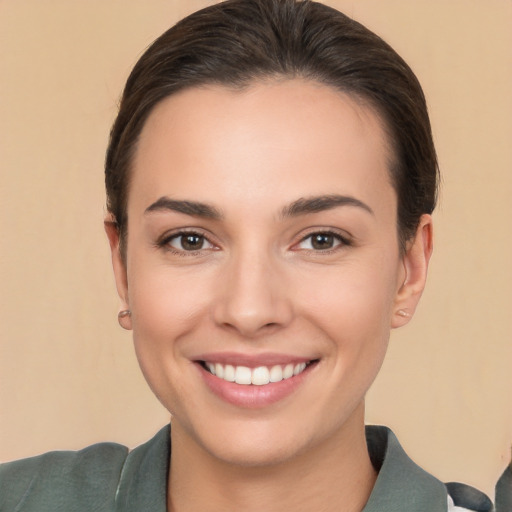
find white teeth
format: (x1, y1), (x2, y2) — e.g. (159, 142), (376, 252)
(215, 363), (224, 379)
(223, 364), (235, 382)
(269, 365), (283, 382)
(294, 362), (306, 375)
(251, 366), (270, 386)
(234, 366), (252, 385)
(283, 363), (294, 379)
(204, 361), (309, 385)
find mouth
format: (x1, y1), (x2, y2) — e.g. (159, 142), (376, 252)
(194, 352), (320, 407)
(200, 360), (316, 386)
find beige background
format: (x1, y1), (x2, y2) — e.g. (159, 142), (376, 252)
(0, 0), (510, 499)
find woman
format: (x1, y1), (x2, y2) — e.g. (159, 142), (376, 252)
(0, 1), (498, 510)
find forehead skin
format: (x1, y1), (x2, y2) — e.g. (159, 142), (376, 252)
(129, 79), (396, 233)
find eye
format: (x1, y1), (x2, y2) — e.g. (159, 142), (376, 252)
(296, 231), (347, 251)
(167, 232), (215, 252)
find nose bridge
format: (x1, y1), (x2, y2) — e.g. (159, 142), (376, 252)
(213, 240), (292, 337)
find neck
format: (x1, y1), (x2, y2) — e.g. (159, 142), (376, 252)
(167, 406), (377, 512)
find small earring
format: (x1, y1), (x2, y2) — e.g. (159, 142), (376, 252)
(118, 309), (132, 330)
(396, 309), (411, 318)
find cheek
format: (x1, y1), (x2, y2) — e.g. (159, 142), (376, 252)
(297, 257), (399, 335)
(132, 278), (201, 342)
(128, 254), (215, 339)
(295, 255), (399, 386)
(300, 263), (396, 394)
(126, 260), (216, 403)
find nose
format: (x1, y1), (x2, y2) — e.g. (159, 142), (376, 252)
(212, 247), (293, 338)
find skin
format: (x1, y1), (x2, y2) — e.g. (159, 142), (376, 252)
(106, 79), (433, 512)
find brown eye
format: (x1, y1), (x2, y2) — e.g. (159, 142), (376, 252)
(311, 233), (335, 250)
(296, 232), (345, 251)
(168, 233), (213, 251)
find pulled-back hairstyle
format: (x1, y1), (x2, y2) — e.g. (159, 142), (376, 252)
(105, 0), (438, 253)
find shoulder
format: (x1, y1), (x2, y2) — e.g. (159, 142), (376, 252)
(364, 426), (494, 512)
(0, 441), (128, 511)
(0, 426), (170, 512)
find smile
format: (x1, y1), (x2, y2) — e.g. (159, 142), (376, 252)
(196, 356), (319, 407)
(203, 361), (309, 386)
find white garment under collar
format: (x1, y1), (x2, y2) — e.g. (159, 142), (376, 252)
(448, 495), (473, 512)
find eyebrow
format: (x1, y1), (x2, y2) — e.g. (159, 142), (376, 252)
(144, 194), (373, 220)
(281, 194), (374, 218)
(145, 197), (223, 219)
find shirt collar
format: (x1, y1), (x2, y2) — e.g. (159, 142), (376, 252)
(363, 425), (447, 511)
(115, 425), (170, 512)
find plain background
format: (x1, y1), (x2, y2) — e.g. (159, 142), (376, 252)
(0, 0), (510, 499)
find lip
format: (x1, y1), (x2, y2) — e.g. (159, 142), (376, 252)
(194, 353), (319, 408)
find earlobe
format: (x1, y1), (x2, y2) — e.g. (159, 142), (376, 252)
(104, 216), (132, 330)
(392, 214), (433, 329)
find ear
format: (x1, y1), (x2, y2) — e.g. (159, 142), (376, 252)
(391, 214), (433, 328)
(104, 215), (132, 330)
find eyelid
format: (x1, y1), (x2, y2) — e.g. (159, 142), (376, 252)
(156, 227), (219, 254)
(291, 228), (353, 252)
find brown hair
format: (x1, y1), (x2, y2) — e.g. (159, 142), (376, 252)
(105, 0), (438, 253)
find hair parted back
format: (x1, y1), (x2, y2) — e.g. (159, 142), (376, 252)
(105, 0), (438, 253)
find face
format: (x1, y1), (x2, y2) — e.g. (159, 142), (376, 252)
(108, 79), (432, 467)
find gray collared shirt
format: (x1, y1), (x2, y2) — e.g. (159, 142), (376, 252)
(0, 425), (491, 511)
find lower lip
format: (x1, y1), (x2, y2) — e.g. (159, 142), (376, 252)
(197, 362), (316, 409)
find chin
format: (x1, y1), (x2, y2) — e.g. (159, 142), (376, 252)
(205, 434), (307, 468)
(174, 412), (316, 468)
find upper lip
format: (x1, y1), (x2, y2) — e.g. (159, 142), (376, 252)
(193, 352), (317, 368)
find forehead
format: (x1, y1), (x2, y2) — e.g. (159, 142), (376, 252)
(130, 79), (395, 215)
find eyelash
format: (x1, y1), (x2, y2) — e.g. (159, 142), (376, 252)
(157, 229), (217, 256)
(156, 228), (352, 256)
(294, 230), (352, 254)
